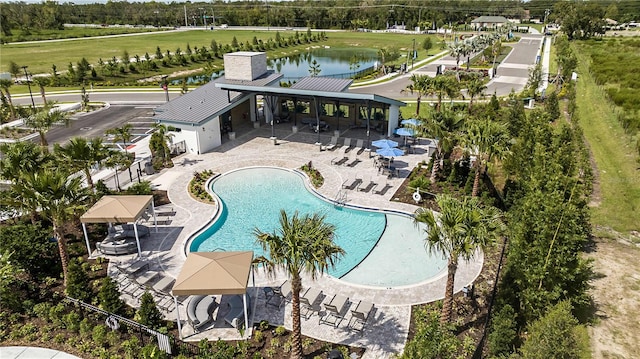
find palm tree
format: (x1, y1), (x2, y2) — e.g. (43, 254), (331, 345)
(0, 141), (54, 224)
(32, 77), (49, 104)
(0, 79), (16, 121)
(12, 169), (90, 286)
(254, 210), (345, 359)
(402, 74), (435, 116)
(414, 194), (503, 324)
(106, 124), (133, 153)
(466, 76), (487, 113)
(432, 74), (456, 112)
(23, 101), (70, 150)
(54, 137), (112, 190)
(465, 119), (510, 197)
(419, 109), (465, 182)
(150, 123), (174, 167)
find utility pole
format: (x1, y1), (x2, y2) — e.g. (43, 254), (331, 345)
(544, 8), (550, 24)
(21, 66), (35, 110)
(265, 0), (270, 31)
(184, 5), (188, 27)
(161, 75), (169, 102)
(411, 38), (416, 69)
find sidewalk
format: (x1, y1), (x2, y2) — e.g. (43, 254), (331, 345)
(0, 346), (81, 359)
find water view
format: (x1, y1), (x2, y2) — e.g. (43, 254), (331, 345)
(269, 47), (379, 82)
(174, 47), (379, 85)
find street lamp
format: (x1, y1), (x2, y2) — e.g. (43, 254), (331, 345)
(21, 66), (35, 110)
(161, 75), (169, 102)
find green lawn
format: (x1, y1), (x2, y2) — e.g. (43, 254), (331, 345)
(0, 30), (439, 75)
(573, 45), (640, 234)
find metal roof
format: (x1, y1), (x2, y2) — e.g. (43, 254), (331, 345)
(154, 72), (282, 125)
(291, 77), (353, 92)
(215, 82), (406, 107)
(471, 16), (510, 23)
(219, 71), (283, 87)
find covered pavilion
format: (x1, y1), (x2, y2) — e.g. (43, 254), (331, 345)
(171, 251), (254, 339)
(79, 195), (157, 257)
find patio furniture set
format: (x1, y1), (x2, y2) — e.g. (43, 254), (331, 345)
(114, 260), (176, 312)
(97, 224), (151, 255)
(264, 280), (376, 333)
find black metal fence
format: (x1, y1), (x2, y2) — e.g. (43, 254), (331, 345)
(64, 296), (202, 358)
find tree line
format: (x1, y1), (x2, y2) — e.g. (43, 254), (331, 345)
(2, 0), (639, 40)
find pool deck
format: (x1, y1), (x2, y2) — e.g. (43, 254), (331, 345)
(106, 125), (483, 358)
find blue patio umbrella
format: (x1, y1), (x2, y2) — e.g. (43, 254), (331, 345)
(395, 127), (415, 137)
(376, 147), (405, 158)
(371, 139), (399, 148)
(401, 118), (420, 126)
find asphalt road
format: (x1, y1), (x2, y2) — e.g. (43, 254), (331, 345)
(44, 104), (156, 147)
(352, 34), (543, 99)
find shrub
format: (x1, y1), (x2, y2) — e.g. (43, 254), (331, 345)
(99, 277), (126, 315)
(519, 301), (588, 359)
(79, 318), (93, 338)
(136, 290), (163, 329)
(66, 258), (92, 302)
(0, 222), (59, 277)
(487, 304), (518, 356)
(92, 324), (108, 348)
(274, 325), (287, 336)
(62, 311), (81, 332)
(126, 181), (153, 195)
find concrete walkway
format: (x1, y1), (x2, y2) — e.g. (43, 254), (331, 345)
(0, 346), (81, 359)
(105, 127), (483, 358)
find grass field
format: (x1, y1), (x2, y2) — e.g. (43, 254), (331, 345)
(1, 26), (168, 43)
(573, 43), (640, 235)
(0, 30), (440, 76)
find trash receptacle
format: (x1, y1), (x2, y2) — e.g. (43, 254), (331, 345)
(144, 162), (154, 175)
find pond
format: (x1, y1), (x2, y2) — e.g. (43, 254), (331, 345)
(173, 47), (379, 85)
(268, 47), (379, 82)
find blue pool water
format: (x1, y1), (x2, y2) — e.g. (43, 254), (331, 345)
(190, 167), (447, 287)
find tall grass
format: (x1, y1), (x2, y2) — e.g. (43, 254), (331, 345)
(573, 43), (640, 234)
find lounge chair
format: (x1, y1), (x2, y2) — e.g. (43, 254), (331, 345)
(152, 276), (175, 293)
(331, 157), (349, 166)
(320, 294), (350, 327)
(342, 138), (355, 153)
(299, 287), (323, 320)
(374, 182), (393, 196)
(348, 300), (375, 333)
(355, 139), (366, 155)
(358, 178), (377, 193)
(325, 136), (338, 151)
(341, 177), (362, 191)
(345, 157), (361, 167)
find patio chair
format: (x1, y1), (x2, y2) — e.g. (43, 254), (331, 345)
(348, 300), (375, 333)
(152, 276), (175, 293)
(342, 138), (355, 153)
(373, 182), (393, 196)
(355, 139), (366, 155)
(341, 176), (362, 191)
(358, 178), (377, 193)
(266, 279), (291, 308)
(299, 287), (323, 320)
(325, 136), (339, 151)
(345, 157), (361, 167)
(331, 156), (349, 166)
(320, 294), (350, 327)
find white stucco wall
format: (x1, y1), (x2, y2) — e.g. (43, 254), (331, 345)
(387, 105), (400, 137)
(164, 117), (221, 155)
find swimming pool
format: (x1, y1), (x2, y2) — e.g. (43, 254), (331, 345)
(189, 167), (447, 287)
